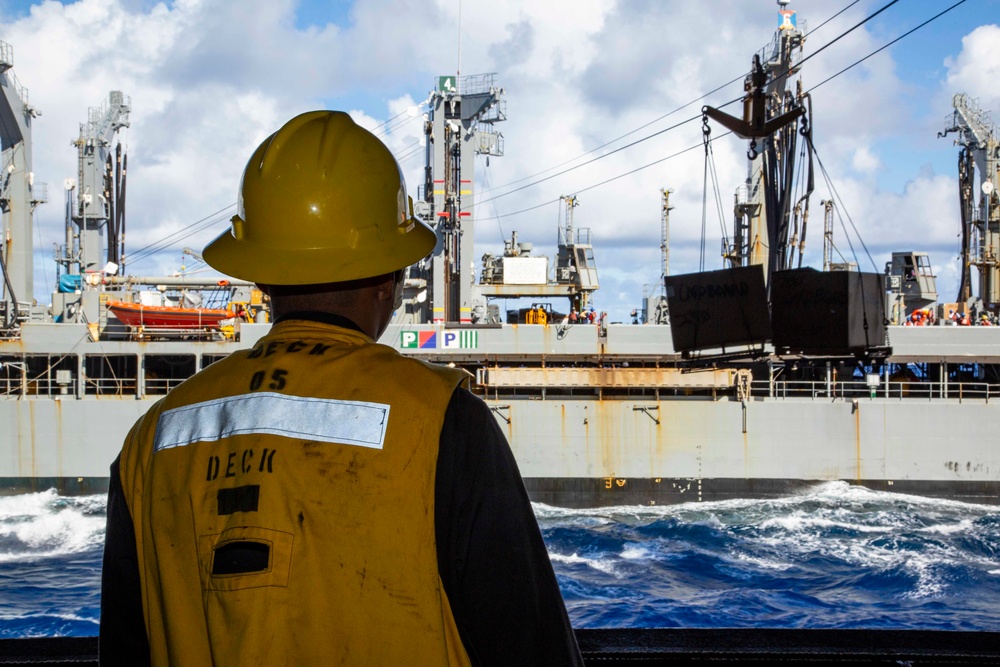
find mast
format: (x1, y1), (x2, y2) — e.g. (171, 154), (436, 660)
(703, 0), (808, 287)
(0, 41), (44, 326)
(660, 188), (672, 281)
(821, 199), (834, 272)
(418, 73), (505, 323)
(559, 194), (578, 251)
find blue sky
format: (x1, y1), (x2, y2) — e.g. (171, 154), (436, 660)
(1, 0), (998, 319)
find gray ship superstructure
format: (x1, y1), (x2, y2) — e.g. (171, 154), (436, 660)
(2, 5), (1000, 506)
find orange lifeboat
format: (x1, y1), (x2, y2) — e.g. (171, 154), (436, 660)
(106, 300), (231, 328)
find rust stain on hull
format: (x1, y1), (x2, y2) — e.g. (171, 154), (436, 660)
(855, 402), (861, 484)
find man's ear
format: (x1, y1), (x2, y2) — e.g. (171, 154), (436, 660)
(373, 273), (396, 303)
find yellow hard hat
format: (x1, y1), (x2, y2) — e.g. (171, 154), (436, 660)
(203, 111), (436, 285)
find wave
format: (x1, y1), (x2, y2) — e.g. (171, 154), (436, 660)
(0, 489), (107, 563)
(535, 481), (1000, 629)
(533, 481), (998, 521)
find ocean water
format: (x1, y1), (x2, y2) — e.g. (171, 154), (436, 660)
(1, 482), (999, 638)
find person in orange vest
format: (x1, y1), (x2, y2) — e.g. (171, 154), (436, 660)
(99, 112), (583, 666)
(569, 308), (578, 324)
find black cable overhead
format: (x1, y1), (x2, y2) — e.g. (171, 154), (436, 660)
(477, 154), (506, 242)
(809, 135), (878, 274)
(371, 108), (410, 134)
(126, 205), (235, 266)
(805, 0), (862, 37)
(131, 0), (962, 262)
(490, 80), (746, 195)
(492, 136), (725, 220)
(484, 0), (883, 200)
(374, 114), (418, 139)
(485, 0), (966, 222)
(478, 112), (711, 207)
(806, 0), (969, 95)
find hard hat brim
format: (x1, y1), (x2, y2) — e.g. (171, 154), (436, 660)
(203, 217), (436, 286)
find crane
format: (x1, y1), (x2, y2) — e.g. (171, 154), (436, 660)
(939, 94), (1000, 308)
(62, 91), (130, 279)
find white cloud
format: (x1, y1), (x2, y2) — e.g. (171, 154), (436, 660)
(1, 0), (995, 321)
(851, 146), (881, 174)
(945, 24), (1000, 112)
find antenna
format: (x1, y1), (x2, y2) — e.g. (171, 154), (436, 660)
(456, 0), (462, 94)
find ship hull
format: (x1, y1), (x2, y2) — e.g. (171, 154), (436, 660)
(3, 392), (998, 506)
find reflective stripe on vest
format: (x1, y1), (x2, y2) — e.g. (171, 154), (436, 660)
(154, 392), (390, 452)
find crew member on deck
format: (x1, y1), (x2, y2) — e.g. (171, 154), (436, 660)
(99, 111), (582, 666)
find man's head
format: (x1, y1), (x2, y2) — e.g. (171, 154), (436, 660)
(257, 269), (404, 340)
(202, 111), (435, 337)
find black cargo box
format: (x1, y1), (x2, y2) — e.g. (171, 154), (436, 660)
(771, 268), (885, 355)
(664, 266), (771, 353)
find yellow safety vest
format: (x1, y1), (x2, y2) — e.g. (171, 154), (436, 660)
(118, 320), (472, 666)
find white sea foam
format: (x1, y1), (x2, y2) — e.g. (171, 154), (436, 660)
(0, 490), (106, 563)
(759, 511), (899, 534)
(730, 551), (792, 571)
(898, 550), (950, 599)
(0, 610), (98, 625)
(917, 519), (975, 535)
(619, 544), (651, 560)
(534, 480), (997, 527)
(548, 551), (618, 575)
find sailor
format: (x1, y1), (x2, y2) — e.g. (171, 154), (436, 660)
(99, 111), (583, 666)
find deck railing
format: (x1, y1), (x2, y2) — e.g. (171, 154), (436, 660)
(757, 379), (1000, 402)
(3, 373), (1000, 402)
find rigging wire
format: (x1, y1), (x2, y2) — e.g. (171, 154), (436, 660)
(374, 114), (419, 139)
(788, 133), (809, 269)
(479, 112), (712, 207)
(810, 136), (878, 274)
(483, 0), (881, 199)
(477, 154), (506, 243)
(805, 0), (862, 37)
(397, 148), (426, 165)
(477, 0), (919, 210)
(490, 84), (743, 194)
(492, 135), (729, 220)
(393, 139), (424, 164)
(806, 0), (968, 94)
(781, 0), (901, 80)
(707, 141), (730, 260)
(700, 136), (709, 272)
(393, 138), (422, 157)
(127, 216), (230, 267)
(371, 108), (411, 134)
(487, 0), (866, 196)
(699, 116), (715, 272)
(126, 0), (960, 261)
(126, 205), (235, 266)
(487, 0), (964, 223)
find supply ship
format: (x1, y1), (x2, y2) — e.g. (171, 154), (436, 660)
(2, 5), (999, 508)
